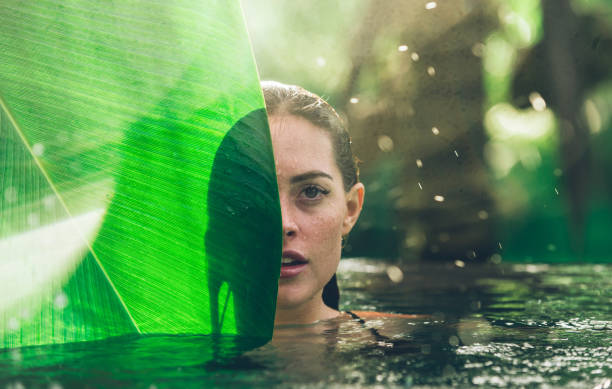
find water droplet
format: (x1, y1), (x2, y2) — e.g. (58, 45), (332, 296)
(54, 292), (69, 310)
(490, 253), (502, 264)
(433, 195), (445, 202)
(455, 259), (465, 268)
(431, 127), (440, 135)
(410, 52), (420, 62)
(585, 99), (602, 134)
(416, 159), (423, 168)
(7, 381), (25, 389)
(478, 210), (489, 220)
(7, 317), (19, 330)
(350, 97), (359, 104)
(448, 335), (460, 346)
(27, 213), (40, 227)
(4, 187), (17, 203)
(529, 92), (547, 111)
(397, 45), (408, 52)
(377, 135), (394, 152)
(404, 231), (425, 248)
(547, 243), (557, 251)
(471, 42), (485, 57)
(9, 349), (22, 362)
(316, 57), (326, 67)
(43, 194), (56, 210)
(427, 66), (436, 76)
(226, 205), (236, 215)
(553, 168), (562, 177)
(32, 143), (45, 156)
(49, 383), (63, 389)
(425, 1), (437, 10)
(386, 266), (404, 283)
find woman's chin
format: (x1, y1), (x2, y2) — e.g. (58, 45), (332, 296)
(276, 283), (314, 310)
(276, 294), (307, 310)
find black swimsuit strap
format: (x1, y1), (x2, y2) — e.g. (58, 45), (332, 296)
(345, 310), (365, 323)
(345, 310), (390, 342)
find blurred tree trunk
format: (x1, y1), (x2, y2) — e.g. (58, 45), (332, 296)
(344, 1), (499, 262)
(542, 0), (590, 257)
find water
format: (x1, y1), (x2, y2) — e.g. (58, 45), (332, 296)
(1, 259), (610, 388)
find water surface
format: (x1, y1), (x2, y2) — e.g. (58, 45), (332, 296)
(1, 259), (610, 388)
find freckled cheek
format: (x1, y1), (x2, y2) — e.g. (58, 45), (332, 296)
(306, 213), (344, 250)
(309, 213), (344, 283)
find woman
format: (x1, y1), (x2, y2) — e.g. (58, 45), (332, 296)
(262, 81), (365, 325)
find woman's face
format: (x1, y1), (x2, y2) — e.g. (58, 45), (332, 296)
(270, 115), (364, 312)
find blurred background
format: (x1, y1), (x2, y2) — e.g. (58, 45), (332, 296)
(242, 0), (612, 264)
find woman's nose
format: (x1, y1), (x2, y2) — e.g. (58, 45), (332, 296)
(280, 198), (298, 238)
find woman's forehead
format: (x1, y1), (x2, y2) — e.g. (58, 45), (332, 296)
(270, 115), (338, 178)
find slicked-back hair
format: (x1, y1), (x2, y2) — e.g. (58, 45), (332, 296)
(261, 81), (359, 192)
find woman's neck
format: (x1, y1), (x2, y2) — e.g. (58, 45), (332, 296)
(275, 297), (339, 325)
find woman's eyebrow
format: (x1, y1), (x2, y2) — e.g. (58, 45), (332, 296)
(290, 171), (333, 184)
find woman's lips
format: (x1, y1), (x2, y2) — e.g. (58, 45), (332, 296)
(280, 250), (308, 278)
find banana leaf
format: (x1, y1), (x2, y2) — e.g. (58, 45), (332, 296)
(0, 0), (281, 348)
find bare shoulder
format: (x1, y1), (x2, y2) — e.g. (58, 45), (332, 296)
(347, 310), (429, 320)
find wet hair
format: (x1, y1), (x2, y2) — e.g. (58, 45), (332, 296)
(261, 81), (359, 192)
(261, 81), (360, 311)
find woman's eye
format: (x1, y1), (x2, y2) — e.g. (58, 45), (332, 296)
(301, 185), (328, 200)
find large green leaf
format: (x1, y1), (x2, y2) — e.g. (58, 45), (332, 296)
(0, 0), (281, 348)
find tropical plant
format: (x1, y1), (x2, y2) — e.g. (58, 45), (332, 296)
(0, 0), (281, 348)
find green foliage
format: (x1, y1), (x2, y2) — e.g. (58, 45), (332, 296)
(0, 0), (281, 348)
